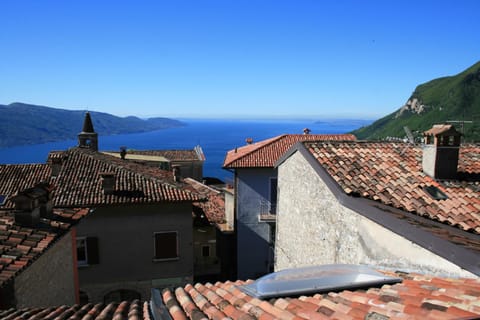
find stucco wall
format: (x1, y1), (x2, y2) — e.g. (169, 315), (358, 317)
(236, 168), (275, 279)
(275, 151), (475, 277)
(76, 202), (193, 302)
(14, 231), (76, 307)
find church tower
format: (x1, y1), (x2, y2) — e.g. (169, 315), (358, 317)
(78, 112), (98, 151)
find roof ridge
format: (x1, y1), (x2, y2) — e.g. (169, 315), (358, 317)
(223, 134), (286, 167)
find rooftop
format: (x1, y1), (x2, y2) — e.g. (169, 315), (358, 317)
(106, 148), (205, 162)
(0, 207), (89, 288)
(303, 141), (480, 234)
(154, 268), (480, 319)
(0, 164), (51, 209)
(223, 133), (356, 169)
(49, 148), (200, 207)
(0, 300), (151, 320)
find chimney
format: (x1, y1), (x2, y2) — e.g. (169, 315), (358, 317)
(12, 182), (54, 226)
(100, 172), (116, 195)
(422, 124), (461, 179)
(51, 157), (63, 177)
(120, 146), (127, 160)
(172, 165), (181, 182)
(303, 128), (311, 135)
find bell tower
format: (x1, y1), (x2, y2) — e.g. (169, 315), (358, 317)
(78, 112), (98, 151)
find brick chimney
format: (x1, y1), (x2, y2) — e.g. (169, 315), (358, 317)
(100, 172), (116, 195)
(422, 124), (461, 179)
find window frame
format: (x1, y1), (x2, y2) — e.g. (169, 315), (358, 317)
(153, 231), (179, 262)
(76, 237), (88, 266)
(76, 236), (99, 267)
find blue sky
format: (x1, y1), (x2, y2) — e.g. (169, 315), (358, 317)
(1, 1), (479, 119)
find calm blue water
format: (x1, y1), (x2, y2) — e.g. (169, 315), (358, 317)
(0, 119), (371, 181)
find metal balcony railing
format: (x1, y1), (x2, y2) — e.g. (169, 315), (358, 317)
(258, 199), (276, 222)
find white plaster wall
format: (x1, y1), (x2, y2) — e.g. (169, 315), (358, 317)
(275, 151), (475, 277)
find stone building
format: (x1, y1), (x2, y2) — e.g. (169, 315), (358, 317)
(274, 124), (480, 277)
(0, 170), (88, 308)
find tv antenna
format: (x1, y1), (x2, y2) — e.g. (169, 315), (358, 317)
(403, 126), (415, 144)
(400, 126), (415, 156)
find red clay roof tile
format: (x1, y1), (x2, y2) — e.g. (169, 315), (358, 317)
(151, 271), (480, 319)
(0, 207), (89, 288)
(223, 134), (356, 168)
(303, 141), (480, 235)
(0, 300), (151, 320)
(50, 148), (199, 207)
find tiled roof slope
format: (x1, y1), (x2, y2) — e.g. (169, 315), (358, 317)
(0, 300), (151, 320)
(305, 141), (480, 234)
(0, 208), (89, 287)
(51, 148), (200, 207)
(156, 272), (480, 320)
(184, 178), (226, 225)
(224, 134), (356, 168)
(0, 164), (51, 209)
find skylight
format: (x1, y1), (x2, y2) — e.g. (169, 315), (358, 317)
(0, 195), (7, 206)
(424, 185), (448, 200)
(238, 264), (402, 299)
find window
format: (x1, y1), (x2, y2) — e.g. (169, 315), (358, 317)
(202, 245), (210, 257)
(154, 231), (178, 260)
(76, 237), (99, 266)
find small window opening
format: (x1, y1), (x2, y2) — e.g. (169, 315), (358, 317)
(424, 185), (448, 200)
(202, 245), (210, 257)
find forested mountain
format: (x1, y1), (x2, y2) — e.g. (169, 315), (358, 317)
(352, 61), (480, 142)
(0, 102), (184, 148)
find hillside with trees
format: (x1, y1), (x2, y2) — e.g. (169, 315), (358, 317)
(352, 61), (480, 142)
(0, 102), (184, 148)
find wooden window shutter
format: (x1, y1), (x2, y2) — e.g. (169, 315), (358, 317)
(86, 237), (100, 264)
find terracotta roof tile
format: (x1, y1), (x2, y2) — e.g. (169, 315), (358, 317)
(0, 164), (51, 209)
(0, 300), (151, 320)
(50, 148), (200, 207)
(223, 134), (356, 168)
(0, 207), (89, 288)
(152, 272), (480, 319)
(183, 178), (226, 225)
(304, 141), (480, 235)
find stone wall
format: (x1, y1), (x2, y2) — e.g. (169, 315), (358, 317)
(275, 151), (474, 277)
(14, 231), (76, 307)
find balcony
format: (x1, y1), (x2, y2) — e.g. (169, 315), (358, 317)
(258, 199), (277, 223)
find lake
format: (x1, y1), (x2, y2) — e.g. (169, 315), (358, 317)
(0, 118), (371, 181)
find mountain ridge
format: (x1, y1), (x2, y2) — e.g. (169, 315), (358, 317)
(352, 61), (480, 142)
(0, 102), (185, 148)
